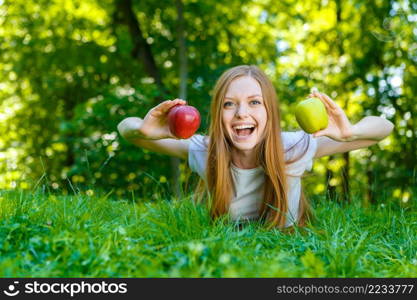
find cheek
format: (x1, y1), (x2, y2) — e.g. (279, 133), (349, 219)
(256, 110), (267, 126)
(257, 124), (267, 136)
(222, 111), (234, 125)
(256, 113), (268, 134)
(221, 115), (232, 134)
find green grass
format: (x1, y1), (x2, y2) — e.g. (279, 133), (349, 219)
(0, 189), (415, 277)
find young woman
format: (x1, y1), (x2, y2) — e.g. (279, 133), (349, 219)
(117, 65), (394, 229)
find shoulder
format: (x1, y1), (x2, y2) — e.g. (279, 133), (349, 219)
(189, 134), (209, 151)
(188, 134), (209, 179)
(281, 131), (309, 151)
(282, 130), (317, 164)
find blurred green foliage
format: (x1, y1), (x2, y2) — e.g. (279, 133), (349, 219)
(0, 0), (416, 205)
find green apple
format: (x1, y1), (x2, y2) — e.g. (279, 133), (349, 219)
(295, 97), (328, 134)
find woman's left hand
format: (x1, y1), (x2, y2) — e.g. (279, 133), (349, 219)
(309, 91), (355, 142)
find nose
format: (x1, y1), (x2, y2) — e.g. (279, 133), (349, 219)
(236, 104), (249, 118)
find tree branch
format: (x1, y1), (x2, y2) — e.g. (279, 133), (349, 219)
(114, 0), (169, 100)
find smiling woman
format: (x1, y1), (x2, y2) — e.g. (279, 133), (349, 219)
(221, 77), (268, 168)
(189, 65), (318, 229)
(118, 64), (394, 230)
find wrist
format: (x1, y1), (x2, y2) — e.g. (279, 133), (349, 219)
(348, 124), (360, 141)
(118, 118), (148, 140)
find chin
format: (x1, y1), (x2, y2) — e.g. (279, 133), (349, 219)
(234, 145), (256, 151)
(231, 138), (258, 151)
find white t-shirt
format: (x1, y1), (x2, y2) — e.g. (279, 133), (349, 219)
(188, 131), (317, 227)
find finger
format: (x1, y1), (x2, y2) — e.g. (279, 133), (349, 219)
(165, 131), (178, 139)
(151, 101), (175, 116)
(151, 100), (170, 113)
(319, 93), (336, 109)
(309, 92), (319, 98)
(170, 99), (187, 107)
(160, 99), (186, 113)
(314, 93), (331, 111)
(310, 87), (319, 94)
(168, 132), (179, 139)
(166, 127), (182, 140)
(321, 94), (337, 113)
(309, 92), (326, 103)
(313, 129), (327, 138)
(310, 92), (327, 105)
(157, 100), (173, 108)
(319, 93), (339, 109)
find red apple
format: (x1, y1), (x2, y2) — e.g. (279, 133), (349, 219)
(167, 104), (201, 139)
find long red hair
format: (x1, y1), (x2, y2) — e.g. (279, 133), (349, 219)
(195, 65), (311, 229)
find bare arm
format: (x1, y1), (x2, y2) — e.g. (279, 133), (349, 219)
(118, 117), (190, 160)
(347, 116), (394, 141)
(315, 116), (394, 158)
(117, 99), (191, 160)
(309, 92), (394, 158)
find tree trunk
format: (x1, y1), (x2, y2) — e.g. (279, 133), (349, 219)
(341, 152), (350, 202)
(114, 0), (169, 102)
(114, 0), (185, 198)
(366, 167), (375, 205)
(335, 0), (350, 203)
(326, 155), (337, 201)
(169, 0), (188, 199)
(62, 86), (76, 190)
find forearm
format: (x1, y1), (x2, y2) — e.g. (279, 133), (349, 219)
(117, 117), (147, 140)
(351, 116), (394, 141)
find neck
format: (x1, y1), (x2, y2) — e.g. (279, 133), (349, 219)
(231, 148), (258, 169)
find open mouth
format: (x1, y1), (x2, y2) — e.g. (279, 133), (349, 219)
(232, 125), (256, 140)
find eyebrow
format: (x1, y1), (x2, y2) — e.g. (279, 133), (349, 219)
(224, 94), (262, 100)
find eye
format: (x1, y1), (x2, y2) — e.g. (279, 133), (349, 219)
(250, 100), (261, 105)
(224, 101), (234, 107)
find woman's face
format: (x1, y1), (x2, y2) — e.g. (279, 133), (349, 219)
(222, 76), (267, 151)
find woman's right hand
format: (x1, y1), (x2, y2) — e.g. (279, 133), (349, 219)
(138, 99), (187, 140)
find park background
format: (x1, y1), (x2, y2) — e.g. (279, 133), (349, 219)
(0, 0), (416, 277)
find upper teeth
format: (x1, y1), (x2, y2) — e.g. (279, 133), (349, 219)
(233, 125), (255, 130)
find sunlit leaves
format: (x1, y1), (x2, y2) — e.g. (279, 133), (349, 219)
(0, 0), (415, 205)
